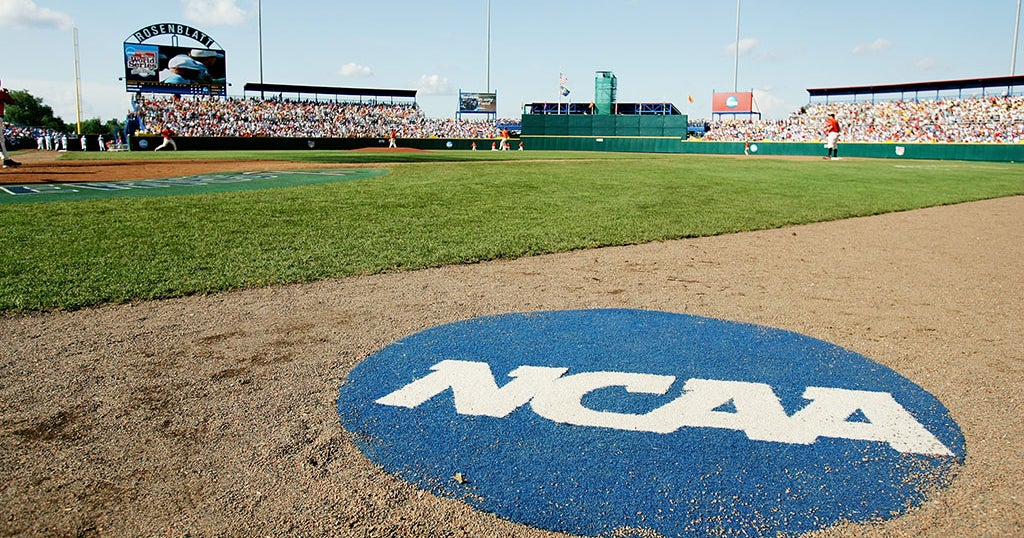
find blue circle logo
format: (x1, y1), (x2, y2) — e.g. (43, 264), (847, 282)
(726, 96), (740, 109)
(338, 309), (964, 536)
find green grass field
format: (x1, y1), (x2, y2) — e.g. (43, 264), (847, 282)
(2, 151), (1021, 313)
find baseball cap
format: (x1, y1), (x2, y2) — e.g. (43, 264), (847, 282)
(190, 49), (224, 59)
(168, 55), (203, 70)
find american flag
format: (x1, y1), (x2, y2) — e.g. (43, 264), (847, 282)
(559, 73), (567, 87)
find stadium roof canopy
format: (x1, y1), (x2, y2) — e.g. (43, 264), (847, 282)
(806, 75), (1024, 102)
(243, 83), (417, 102)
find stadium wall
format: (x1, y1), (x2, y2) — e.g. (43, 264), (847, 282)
(122, 135), (1024, 162)
(519, 113), (1024, 161)
(675, 141), (1024, 162)
(130, 136), (488, 151)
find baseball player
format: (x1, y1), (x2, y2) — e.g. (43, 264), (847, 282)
(824, 113), (841, 160)
(154, 126), (177, 151)
(1, 79), (22, 168)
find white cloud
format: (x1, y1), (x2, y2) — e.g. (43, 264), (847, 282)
(181, 0), (250, 26)
(725, 38), (759, 56)
(756, 50), (785, 63)
(915, 57), (940, 70)
(0, 0), (73, 30)
(415, 74), (451, 95)
(339, 63), (373, 77)
(751, 88), (797, 119)
(853, 38), (893, 55)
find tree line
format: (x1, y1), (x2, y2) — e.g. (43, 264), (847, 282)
(4, 89), (124, 135)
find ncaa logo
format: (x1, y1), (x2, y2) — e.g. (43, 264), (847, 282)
(337, 309), (964, 536)
(725, 96), (740, 109)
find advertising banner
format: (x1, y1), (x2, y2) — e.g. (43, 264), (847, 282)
(459, 92), (497, 114)
(712, 92), (754, 114)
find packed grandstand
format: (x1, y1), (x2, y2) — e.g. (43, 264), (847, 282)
(136, 93), (1024, 144)
(703, 95), (1024, 144)
(134, 95), (514, 139)
(4, 93), (1023, 147)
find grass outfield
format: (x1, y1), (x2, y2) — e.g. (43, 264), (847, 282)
(2, 151), (1022, 313)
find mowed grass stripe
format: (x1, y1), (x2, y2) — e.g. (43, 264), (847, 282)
(1, 154), (1021, 313)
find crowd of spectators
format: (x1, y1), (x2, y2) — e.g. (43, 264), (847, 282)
(137, 95), (514, 139)
(10, 93), (1021, 148)
(702, 95), (1024, 144)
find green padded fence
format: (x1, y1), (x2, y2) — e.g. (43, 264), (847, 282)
(520, 114), (1024, 162)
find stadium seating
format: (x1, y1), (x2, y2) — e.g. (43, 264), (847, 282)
(703, 95), (1024, 143)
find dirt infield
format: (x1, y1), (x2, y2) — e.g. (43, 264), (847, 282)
(0, 153), (1021, 536)
(0, 149), (393, 185)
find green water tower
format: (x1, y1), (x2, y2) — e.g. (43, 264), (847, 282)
(595, 71), (617, 115)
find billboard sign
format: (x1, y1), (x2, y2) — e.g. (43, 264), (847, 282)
(459, 91), (497, 114)
(712, 91), (754, 114)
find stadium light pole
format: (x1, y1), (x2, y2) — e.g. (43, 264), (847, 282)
(486, 0), (491, 92)
(1013, 0), (1022, 76)
(73, 26), (83, 135)
(258, 0), (265, 98)
(733, 0), (741, 92)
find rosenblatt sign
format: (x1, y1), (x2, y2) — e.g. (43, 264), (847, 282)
(126, 23), (217, 47)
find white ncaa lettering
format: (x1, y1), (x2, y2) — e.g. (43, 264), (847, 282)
(375, 360), (954, 456)
(530, 370), (676, 431)
(375, 360), (567, 417)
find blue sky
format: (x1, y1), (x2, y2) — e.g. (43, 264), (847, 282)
(1, 0), (1022, 124)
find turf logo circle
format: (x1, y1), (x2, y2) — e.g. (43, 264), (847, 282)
(337, 309), (964, 536)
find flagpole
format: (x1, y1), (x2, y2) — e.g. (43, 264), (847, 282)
(558, 72), (562, 114)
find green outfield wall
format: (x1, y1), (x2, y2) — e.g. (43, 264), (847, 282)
(669, 141), (1024, 162)
(117, 132), (1023, 162)
(518, 114), (1024, 162)
(520, 137), (1024, 162)
(521, 114), (690, 137)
